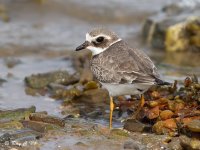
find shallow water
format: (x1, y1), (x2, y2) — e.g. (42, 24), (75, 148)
(0, 56), (74, 116)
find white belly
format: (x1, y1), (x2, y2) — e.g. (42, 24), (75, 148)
(101, 83), (153, 97)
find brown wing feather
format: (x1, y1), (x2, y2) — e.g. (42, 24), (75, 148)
(91, 40), (160, 84)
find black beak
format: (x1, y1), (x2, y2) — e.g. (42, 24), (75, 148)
(75, 41), (90, 51)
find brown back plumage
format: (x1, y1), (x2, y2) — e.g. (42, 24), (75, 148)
(91, 40), (160, 84)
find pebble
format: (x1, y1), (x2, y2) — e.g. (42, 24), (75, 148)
(124, 141), (146, 150)
(187, 120), (200, 133)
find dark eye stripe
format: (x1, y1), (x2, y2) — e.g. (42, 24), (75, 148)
(92, 41), (96, 45)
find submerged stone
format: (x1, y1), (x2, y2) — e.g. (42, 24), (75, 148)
(0, 129), (41, 147)
(0, 121), (23, 129)
(77, 88), (109, 105)
(29, 113), (65, 127)
(110, 128), (129, 137)
(3, 57), (22, 68)
(124, 119), (151, 132)
(22, 120), (60, 133)
(180, 135), (200, 150)
(0, 106), (36, 122)
(25, 70), (79, 89)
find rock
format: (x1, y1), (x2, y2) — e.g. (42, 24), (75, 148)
(71, 50), (91, 71)
(84, 110), (103, 119)
(29, 113), (65, 127)
(124, 119), (151, 132)
(160, 110), (174, 120)
(151, 91), (160, 99)
(162, 3), (184, 15)
(79, 68), (93, 84)
(0, 133), (10, 144)
(84, 81), (99, 90)
(74, 141), (88, 148)
(110, 128), (129, 137)
(152, 119), (177, 135)
(142, 2), (200, 52)
(0, 129), (41, 146)
(146, 106), (159, 119)
(174, 99), (185, 112)
(0, 79), (6, 87)
(159, 97), (169, 104)
(9, 129), (42, 139)
(153, 116), (200, 135)
(182, 116), (200, 126)
(0, 106), (36, 122)
(51, 86), (81, 101)
(25, 86), (47, 96)
(124, 141), (146, 150)
(77, 88), (109, 105)
(71, 50), (93, 83)
(141, 134), (171, 149)
(180, 135), (200, 150)
(61, 105), (80, 118)
(0, 121), (23, 129)
(75, 141), (87, 146)
(22, 120), (60, 133)
(0, 4), (9, 22)
(25, 70), (79, 89)
(3, 57), (22, 68)
(187, 119), (200, 132)
(168, 100), (175, 111)
(152, 121), (168, 135)
(148, 101), (159, 107)
(168, 137), (183, 150)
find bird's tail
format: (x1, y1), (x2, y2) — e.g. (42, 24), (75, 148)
(155, 78), (171, 85)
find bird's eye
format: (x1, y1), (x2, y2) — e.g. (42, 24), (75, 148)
(96, 36), (104, 43)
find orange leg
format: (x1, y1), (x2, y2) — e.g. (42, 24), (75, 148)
(131, 94), (145, 119)
(140, 94), (145, 108)
(109, 96), (114, 129)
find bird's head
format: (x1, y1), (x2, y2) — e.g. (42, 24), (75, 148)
(76, 28), (121, 55)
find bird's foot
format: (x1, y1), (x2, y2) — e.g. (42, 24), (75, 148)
(126, 95), (145, 121)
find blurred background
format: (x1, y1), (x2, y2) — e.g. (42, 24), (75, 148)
(0, 0), (199, 115)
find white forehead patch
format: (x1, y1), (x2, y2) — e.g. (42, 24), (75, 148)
(86, 33), (93, 42)
(86, 33), (111, 42)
